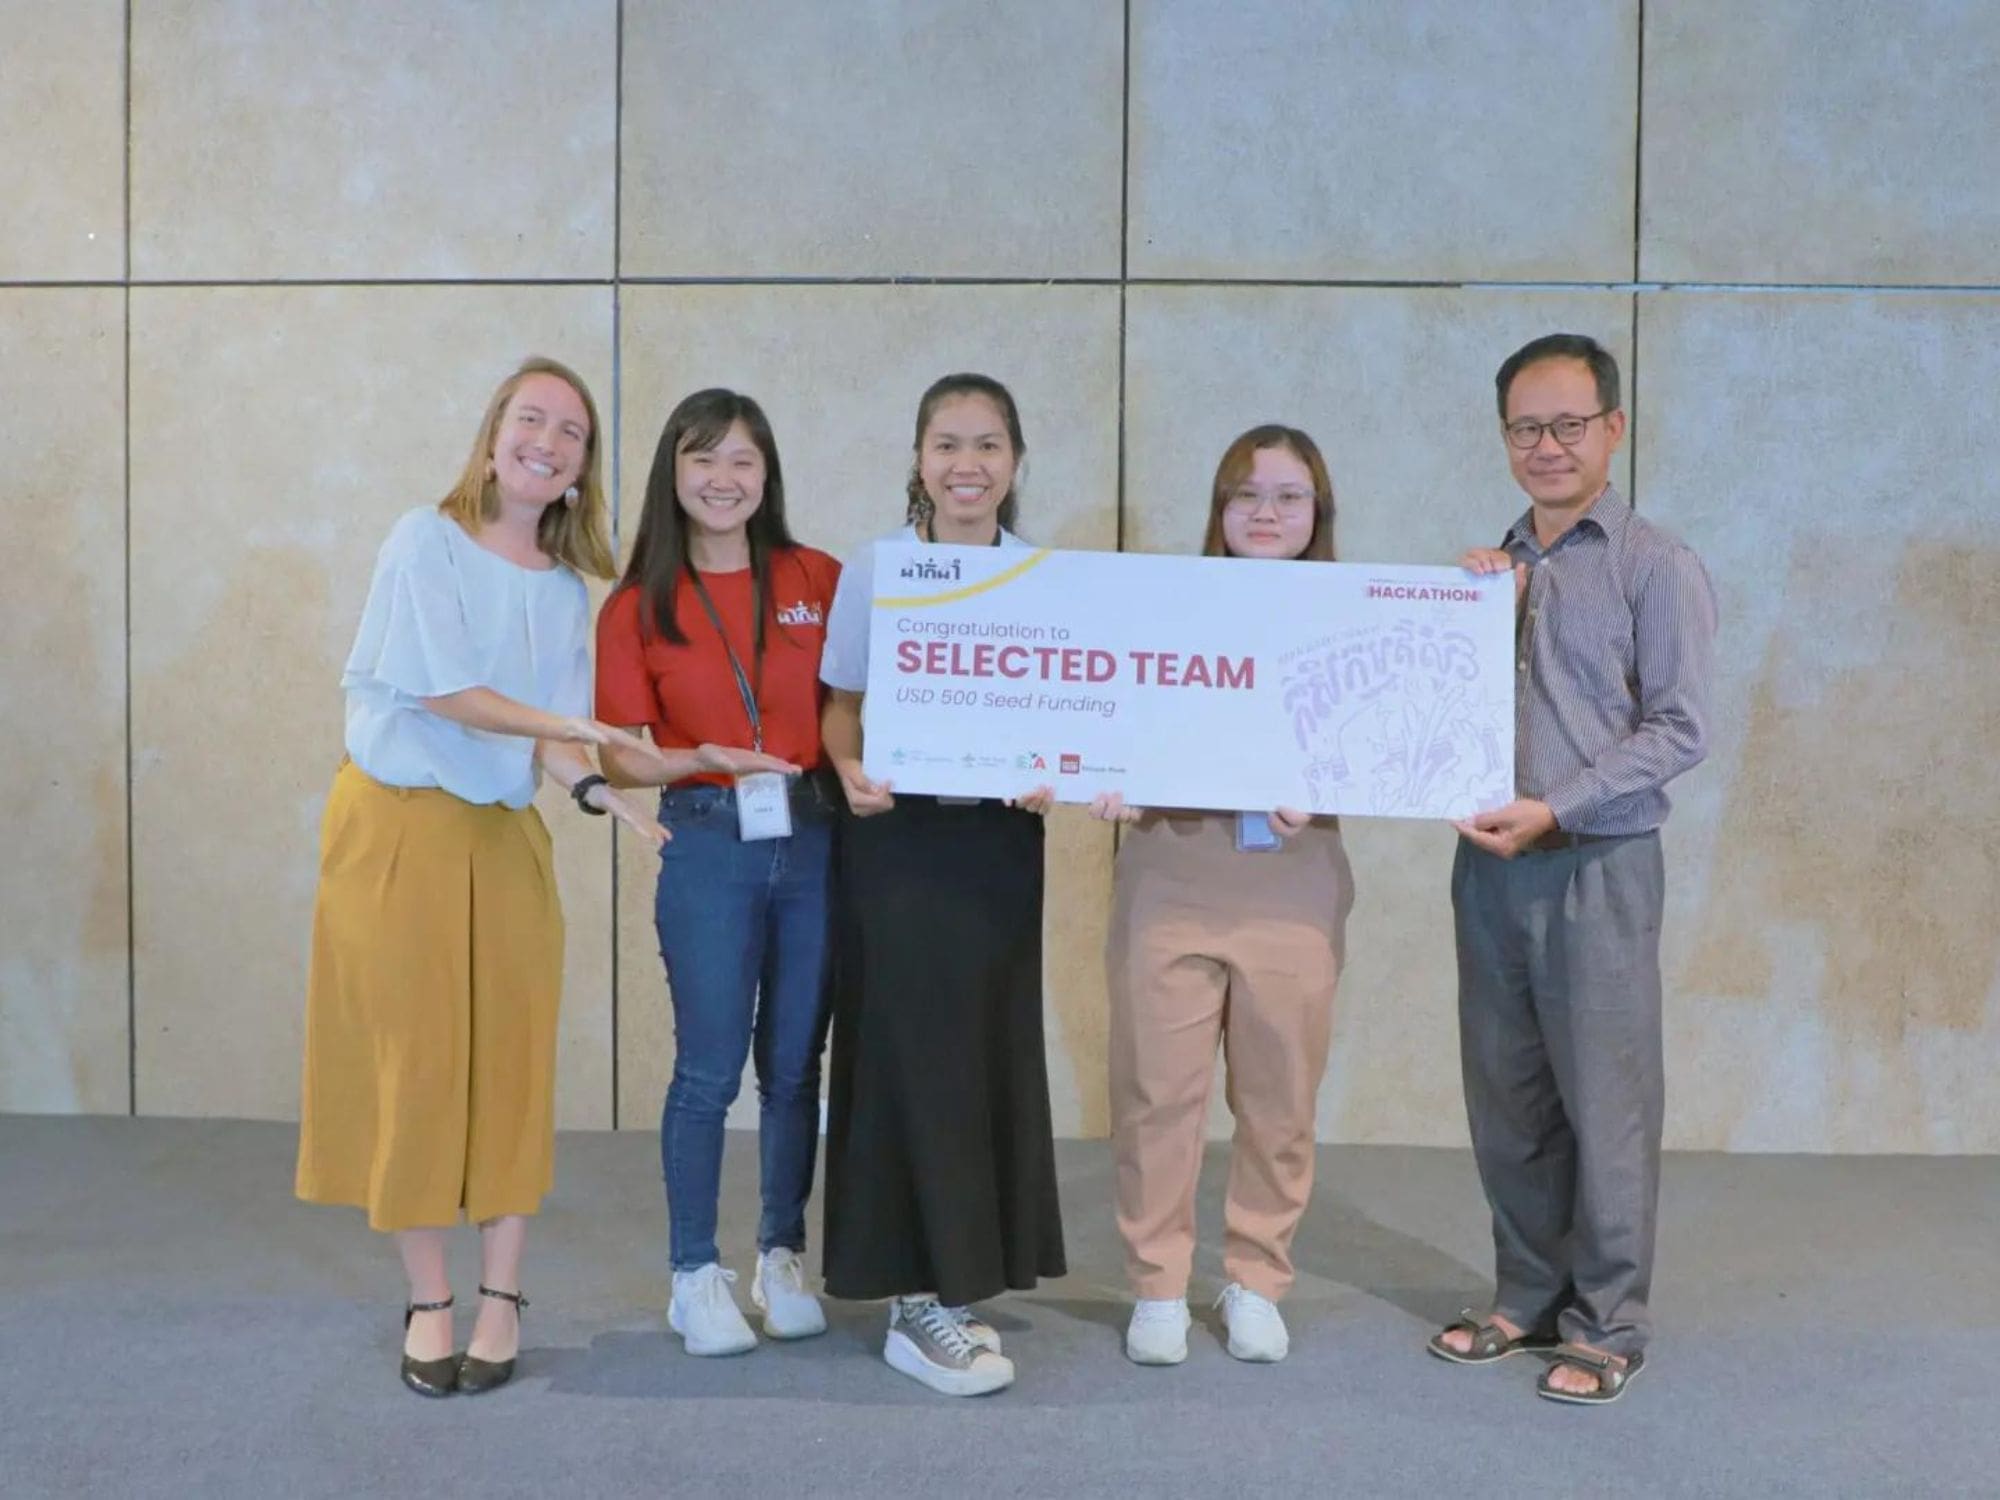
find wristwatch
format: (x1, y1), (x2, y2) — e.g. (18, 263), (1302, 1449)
(571, 773), (609, 815)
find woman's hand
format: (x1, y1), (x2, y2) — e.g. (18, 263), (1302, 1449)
(692, 743), (802, 777)
(1089, 791), (1144, 824)
(1008, 784), (1057, 816)
(1270, 806), (1312, 839)
(586, 781), (670, 850)
(555, 717), (657, 759)
(834, 757), (895, 817)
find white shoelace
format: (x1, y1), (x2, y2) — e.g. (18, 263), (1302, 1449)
(1215, 1284), (1277, 1320)
(688, 1264), (740, 1310)
(905, 1298), (979, 1359)
(1132, 1299), (1185, 1326)
(762, 1252), (807, 1296)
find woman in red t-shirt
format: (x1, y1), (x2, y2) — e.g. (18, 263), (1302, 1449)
(595, 388), (841, 1357)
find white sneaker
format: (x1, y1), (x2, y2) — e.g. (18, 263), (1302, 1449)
(669, 1263), (758, 1356)
(1216, 1283), (1288, 1362)
(943, 1303), (1002, 1355)
(884, 1296), (1015, 1396)
(752, 1248), (827, 1340)
(1125, 1297), (1191, 1365)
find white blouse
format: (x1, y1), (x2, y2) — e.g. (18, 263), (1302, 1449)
(342, 506), (591, 809)
(820, 522), (1027, 693)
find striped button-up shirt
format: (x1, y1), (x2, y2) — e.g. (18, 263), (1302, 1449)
(1502, 486), (1717, 836)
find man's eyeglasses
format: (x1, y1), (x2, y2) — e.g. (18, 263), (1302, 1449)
(1503, 409), (1613, 450)
(1224, 487), (1316, 515)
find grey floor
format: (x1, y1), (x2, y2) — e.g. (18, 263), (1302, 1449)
(2, 1117), (1994, 1499)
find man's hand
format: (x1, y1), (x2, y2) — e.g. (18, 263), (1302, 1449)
(1460, 547), (1528, 606)
(1453, 798), (1557, 859)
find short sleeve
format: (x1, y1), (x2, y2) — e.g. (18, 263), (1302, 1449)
(818, 540), (874, 692)
(809, 548), (843, 613)
(342, 510), (483, 699)
(594, 585), (663, 726)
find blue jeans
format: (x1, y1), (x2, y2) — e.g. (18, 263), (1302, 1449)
(655, 782), (834, 1271)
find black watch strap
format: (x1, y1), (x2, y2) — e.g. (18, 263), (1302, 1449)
(572, 773), (609, 815)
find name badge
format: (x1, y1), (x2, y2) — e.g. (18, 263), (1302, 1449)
(1234, 811), (1281, 853)
(735, 772), (793, 842)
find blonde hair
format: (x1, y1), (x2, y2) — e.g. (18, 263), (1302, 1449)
(438, 356), (615, 579)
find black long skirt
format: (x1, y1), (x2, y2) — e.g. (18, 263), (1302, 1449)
(821, 795), (1067, 1305)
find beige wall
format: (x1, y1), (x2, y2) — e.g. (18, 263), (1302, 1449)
(3, 0), (1995, 1150)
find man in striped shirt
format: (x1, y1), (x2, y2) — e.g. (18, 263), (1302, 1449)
(1426, 333), (1717, 1406)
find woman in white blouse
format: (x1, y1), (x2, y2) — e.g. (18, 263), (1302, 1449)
(295, 357), (667, 1399)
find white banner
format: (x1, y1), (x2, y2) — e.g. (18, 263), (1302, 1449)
(862, 542), (1515, 820)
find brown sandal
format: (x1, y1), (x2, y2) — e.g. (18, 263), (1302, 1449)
(1425, 1308), (1558, 1366)
(1535, 1345), (1645, 1405)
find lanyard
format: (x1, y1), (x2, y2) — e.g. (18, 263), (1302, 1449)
(686, 569), (764, 753)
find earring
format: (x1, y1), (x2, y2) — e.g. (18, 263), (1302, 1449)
(563, 486), (579, 508)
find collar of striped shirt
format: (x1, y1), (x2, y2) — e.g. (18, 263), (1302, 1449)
(1504, 483), (1630, 554)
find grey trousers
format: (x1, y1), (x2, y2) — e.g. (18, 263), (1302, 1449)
(1451, 831), (1665, 1359)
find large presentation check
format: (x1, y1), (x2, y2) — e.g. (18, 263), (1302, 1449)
(862, 541), (1517, 820)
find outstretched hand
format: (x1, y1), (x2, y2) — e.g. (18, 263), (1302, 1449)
(693, 743), (801, 777)
(585, 781), (670, 849)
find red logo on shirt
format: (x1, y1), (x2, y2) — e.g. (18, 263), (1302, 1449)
(775, 601), (823, 626)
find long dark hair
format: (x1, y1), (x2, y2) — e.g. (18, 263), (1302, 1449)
(618, 389), (798, 659)
(903, 372), (1025, 535)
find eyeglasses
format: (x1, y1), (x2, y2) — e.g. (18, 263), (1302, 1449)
(1503, 409), (1613, 450)
(1224, 486), (1316, 515)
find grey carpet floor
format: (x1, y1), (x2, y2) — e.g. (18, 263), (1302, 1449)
(1, 1116), (1994, 1498)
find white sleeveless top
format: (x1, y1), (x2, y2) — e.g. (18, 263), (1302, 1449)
(820, 522), (1027, 692)
(342, 506), (591, 809)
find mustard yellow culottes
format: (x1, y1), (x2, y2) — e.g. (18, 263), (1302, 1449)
(295, 760), (564, 1231)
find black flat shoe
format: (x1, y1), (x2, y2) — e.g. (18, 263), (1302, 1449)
(401, 1296), (458, 1398)
(457, 1285), (529, 1395)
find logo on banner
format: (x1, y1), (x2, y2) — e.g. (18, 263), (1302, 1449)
(899, 558), (962, 582)
(1365, 579), (1483, 604)
(1059, 754), (1081, 774)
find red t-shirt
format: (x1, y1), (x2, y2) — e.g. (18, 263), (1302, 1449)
(595, 547), (840, 787)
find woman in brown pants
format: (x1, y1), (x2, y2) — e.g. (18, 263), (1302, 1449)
(1094, 425), (1355, 1367)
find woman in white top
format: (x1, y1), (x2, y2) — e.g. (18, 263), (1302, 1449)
(295, 357), (667, 1399)
(817, 373), (1064, 1398)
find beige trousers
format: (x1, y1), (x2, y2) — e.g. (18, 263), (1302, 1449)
(1105, 811), (1353, 1300)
